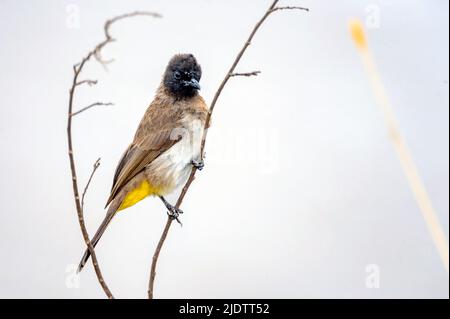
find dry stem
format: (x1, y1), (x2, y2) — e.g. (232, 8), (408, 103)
(67, 11), (161, 299)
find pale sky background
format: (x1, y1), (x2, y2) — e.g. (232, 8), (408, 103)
(0, 0), (448, 298)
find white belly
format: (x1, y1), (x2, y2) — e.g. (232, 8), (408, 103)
(145, 115), (204, 194)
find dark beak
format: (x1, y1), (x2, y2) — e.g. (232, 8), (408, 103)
(185, 78), (201, 90)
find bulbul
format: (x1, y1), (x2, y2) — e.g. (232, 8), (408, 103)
(77, 54), (208, 272)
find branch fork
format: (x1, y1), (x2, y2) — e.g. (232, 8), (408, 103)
(67, 11), (161, 299)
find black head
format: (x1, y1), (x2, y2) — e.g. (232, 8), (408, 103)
(163, 54), (202, 98)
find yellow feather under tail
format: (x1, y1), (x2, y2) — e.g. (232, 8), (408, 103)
(118, 180), (165, 211)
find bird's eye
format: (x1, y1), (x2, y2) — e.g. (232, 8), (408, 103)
(173, 71), (181, 79)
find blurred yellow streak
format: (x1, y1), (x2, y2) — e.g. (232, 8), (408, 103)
(349, 19), (367, 50)
(349, 19), (449, 274)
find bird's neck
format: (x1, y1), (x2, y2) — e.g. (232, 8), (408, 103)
(156, 82), (199, 101)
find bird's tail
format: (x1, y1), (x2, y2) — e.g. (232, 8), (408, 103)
(77, 201), (119, 273)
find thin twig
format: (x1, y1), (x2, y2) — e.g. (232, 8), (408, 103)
(147, 0), (308, 299)
(230, 71), (261, 77)
(76, 79), (98, 87)
(270, 6), (309, 13)
(68, 58), (114, 299)
(81, 158), (101, 210)
(95, 11), (162, 66)
(67, 10), (161, 299)
(148, 174), (195, 299)
(71, 102), (114, 117)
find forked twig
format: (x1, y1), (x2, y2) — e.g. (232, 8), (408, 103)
(67, 11), (161, 299)
(94, 11), (162, 66)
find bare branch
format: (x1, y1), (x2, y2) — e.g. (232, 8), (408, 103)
(147, 173), (195, 299)
(230, 71), (261, 77)
(270, 6), (309, 13)
(71, 102), (114, 117)
(67, 10), (161, 299)
(76, 79), (98, 87)
(147, 0), (309, 299)
(95, 11), (162, 66)
(104, 11), (162, 39)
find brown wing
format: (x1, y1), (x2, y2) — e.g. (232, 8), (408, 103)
(105, 103), (184, 208)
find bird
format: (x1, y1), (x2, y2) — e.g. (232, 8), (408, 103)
(77, 54), (209, 273)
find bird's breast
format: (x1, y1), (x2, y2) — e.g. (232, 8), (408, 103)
(145, 113), (205, 195)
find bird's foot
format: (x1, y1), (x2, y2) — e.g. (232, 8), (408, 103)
(159, 196), (183, 225)
(166, 204), (183, 226)
(191, 159), (204, 171)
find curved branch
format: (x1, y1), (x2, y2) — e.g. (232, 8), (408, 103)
(95, 11), (162, 66)
(67, 10), (161, 299)
(147, 0), (308, 299)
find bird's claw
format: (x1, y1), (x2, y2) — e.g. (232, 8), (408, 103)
(167, 205), (183, 225)
(191, 159), (204, 171)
